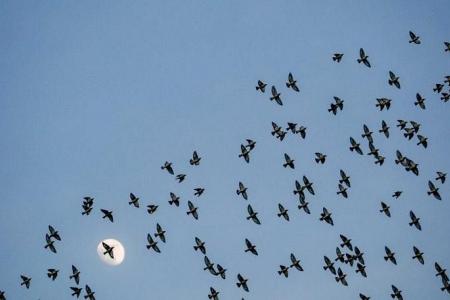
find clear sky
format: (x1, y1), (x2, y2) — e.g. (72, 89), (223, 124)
(0, 1), (449, 299)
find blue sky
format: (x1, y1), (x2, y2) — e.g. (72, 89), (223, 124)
(0, 1), (449, 299)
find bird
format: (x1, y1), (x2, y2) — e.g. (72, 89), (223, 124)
(436, 171), (447, 184)
(345, 253), (355, 266)
(445, 41), (450, 52)
(203, 256), (217, 275)
(256, 80), (267, 93)
(154, 223), (166, 243)
(186, 201), (199, 220)
(427, 181), (442, 200)
(414, 93), (426, 109)
(367, 142), (380, 157)
(380, 202), (391, 217)
(70, 286), (82, 298)
(102, 242), (114, 259)
(146, 234), (160, 253)
(354, 247), (365, 265)
(412, 246), (424, 264)
(0, 291), (5, 300)
(84, 285), (95, 300)
(100, 209), (113, 222)
(146, 204), (158, 215)
(315, 152), (327, 164)
(81, 197), (94, 216)
(409, 210), (421, 230)
(236, 182), (248, 200)
(239, 144), (251, 163)
(349, 137), (364, 155)
(189, 151), (201, 166)
(277, 203), (289, 221)
(376, 98), (391, 110)
(397, 119), (407, 130)
(48, 225), (61, 241)
(435, 262), (449, 282)
(410, 120), (421, 133)
(440, 277), (450, 293)
(216, 264), (226, 279)
(161, 161), (174, 175)
(194, 187), (205, 197)
(193, 237), (206, 254)
(332, 53), (344, 62)
(293, 180), (305, 200)
(408, 30), (421, 44)
(388, 71), (401, 88)
(303, 176), (315, 195)
(70, 265), (80, 285)
(434, 83), (444, 93)
(283, 153), (295, 169)
(359, 293), (371, 300)
(270, 86), (283, 105)
(20, 275), (31, 289)
(335, 247), (345, 263)
(335, 268), (348, 286)
(286, 72), (300, 92)
(390, 285), (403, 300)
(245, 139), (256, 150)
(356, 263), (367, 277)
(320, 207), (334, 226)
(271, 122), (287, 141)
(47, 268), (59, 281)
(384, 246), (397, 265)
(379, 120), (390, 138)
(361, 124), (373, 143)
(168, 192), (180, 206)
(208, 287), (220, 300)
(416, 135), (428, 148)
(244, 238), (258, 255)
(246, 204), (261, 225)
(278, 265), (289, 277)
(128, 192), (140, 208)
(290, 253), (304, 271)
(175, 174), (186, 183)
(442, 92), (450, 102)
(44, 234), (57, 253)
(329, 96), (344, 114)
(297, 198), (311, 214)
(296, 125), (307, 139)
(392, 191), (402, 199)
(236, 273), (249, 292)
(323, 256), (336, 275)
(337, 184), (348, 198)
(357, 48), (371, 67)
(340, 234), (353, 251)
(339, 169), (351, 187)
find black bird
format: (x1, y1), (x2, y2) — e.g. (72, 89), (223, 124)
(277, 203), (289, 221)
(247, 204), (261, 225)
(409, 31), (421, 44)
(340, 234), (353, 251)
(441, 277), (450, 293)
(379, 120), (390, 138)
(297, 126), (307, 139)
(339, 169), (351, 187)
(328, 103), (338, 115)
(0, 291), (5, 300)
(129, 193), (140, 208)
(194, 187), (205, 197)
(416, 135), (428, 148)
(362, 124), (373, 143)
(384, 246), (397, 265)
(315, 152), (327, 164)
(397, 119), (407, 130)
(245, 139), (256, 150)
(427, 181), (442, 200)
(100, 209), (113, 222)
(236, 182), (248, 200)
(345, 253), (355, 266)
(216, 264), (226, 279)
(360, 293), (371, 300)
(335, 268), (348, 286)
(356, 263), (367, 277)
(146, 204), (158, 215)
(239, 144), (251, 163)
(283, 153), (295, 169)
(102, 242), (114, 259)
(392, 191), (402, 199)
(445, 42), (450, 52)
(380, 202), (391, 217)
(270, 86), (283, 106)
(81, 197), (94, 216)
(323, 256), (336, 275)
(278, 265), (289, 277)
(335, 247), (345, 263)
(435, 262), (449, 282)
(47, 268), (59, 281)
(349, 137), (363, 155)
(367, 142), (379, 157)
(410, 121), (421, 133)
(290, 253), (304, 271)
(84, 285), (95, 300)
(208, 287), (219, 300)
(330, 96), (344, 114)
(161, 161), (174, 175)
(390, 285), (403, 300)
(395, 150), (405, 165)
(70, 286), (82, 298)
(436, 171), (447, 184)
(189, 151), (201, 166)
(146, 234), (160, 253)
(375, 155), (385, 166)
(434, 83), (444, 93)
(442, 92), (450, 102)
(236, 274), (249, 292)
(186, 201), (199, 220)
(303, 176), (315, 195)
(244, 238), (258, 255)
(293, 180), (305, 200)
(376, 98), (391, 111)
(354, 246), (365, 265)
(175, 174), (186, 183)
(48, 225), (61, 241)
(403, 127), (415, 140)
(414, 93), (426, 109)
(20, 275), (31, 289)
(337, 184), (348, 198)
(286, 122), (298, 134)
(45, 234), (57, 253)
(332, 53), (344, 62)
(70, 265), (80, 285)
(271, 122), (287, 141)
(297, 198), (310, 214)
(286, 72), (300, 92)
(412, 246), (424, 264)
(154, 223), (166, 243)
(194, 237), (206, 254)
(168, 192), (180, 207)
(256, 80), (267, 93)
(409, 210), (421, 230)
(320, 207), (334, 226)
(357, 48), (371, 67)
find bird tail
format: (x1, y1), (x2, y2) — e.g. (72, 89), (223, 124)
(335, 277), (339, 282)
(193, 246), (198, 251)
(332, 57), (337, 61)
(391, 294), (395, 299)
(47, 273), (51, 278)
(427, 191), (432, 195)
(349, 147), (354, 152)
(186, 211), (190, 215)
(236, 282), (241, 288)
(357, 59), (362, 63)
(384, 256), (388, 261)
(315, 158), (320, 163)
(277, 270), (282, 275)
(236, 190), (240, 195)
(388, 80), (393, 86)
(283, 163), (287, 168)
(286, 83), (290, 88)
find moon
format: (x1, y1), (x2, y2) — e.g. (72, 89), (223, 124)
(97, 238), (125, 266)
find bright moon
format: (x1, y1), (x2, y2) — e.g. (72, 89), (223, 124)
(97, 238), (125, 266)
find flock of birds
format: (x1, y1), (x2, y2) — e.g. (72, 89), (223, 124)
(1, 32), (449, 300)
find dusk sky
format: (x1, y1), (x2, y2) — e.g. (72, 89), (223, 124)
(1, 1), (449, 299)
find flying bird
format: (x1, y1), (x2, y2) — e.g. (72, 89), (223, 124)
(146, 234), (160, 253)
(436, 171), (447, 184)
(323, 256), (336, 275)
(357, 48), (371, 68)
(47, 268), (59, 281)
(427, 181), (442, 200)
(244, 238), (258, 256)
(146, 204), (158, 215)
(203, 256), (217, 276)
(356, 263), (367, 277)
(208, 287), (220, 300)
(247, 204), (261, 225)
(349, 137), (364, 155)
(320, 207), (334, 226)
(297, 198), (310, 214)
(236, 273), (249, 292)
(194, 237), (206, 254)
(239, 144), (251, 163)
(384, 246), (397, 265)
(380, 202), (391, 217)
(168, 192), (180, 207)
(337, 184), (348, 198)
(332, 53), (344, 62)
(414, 93), (426, 109)
(283, 153), (295, 169)
(390, 285), (403, 300)
(290, 253), (304, 271)
(128, 193), (140, 208)
(278, 265), (289, 277)
(84, 285), (95, 300)
(70, 286), (82, 298)
(236, 182), (248, 200)
(161, 161), (174, 175)
(286, 73), (300, 92)
(412, 246), (424, 264)
(339, 169), (351, 187)
(340, 234), (353, 251)
(361, 124), (373, 143)
(186, 201), (199, 220)
(175, 174), (186, 183)
(44, 234), (57, 253)
(20, 275), (31, 289)
(102, 242), (114, 259)
(379, 120), (390, 138)
(315, 152), (327, 164)
(48, 225), (61, 241)
(409, 210), (421, 230)
(70, 265), (80, 285)
(409, 31), (421, 44)
(256, 80), (267, 93)
(335, 268), (348, 286)
(388, 71), (401, 89)
(270, 86), (283, 106)
(277, 203), (289, 221)
(154, 223), (166, 243)
(189, 151), (201, 166)
(435, 262), (449, 282)
(216, 264), (226, 279)
(194, 187), (205, 197)
(100, 209), (113, 222)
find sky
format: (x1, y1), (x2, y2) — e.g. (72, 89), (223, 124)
(0, 0), (449, 299)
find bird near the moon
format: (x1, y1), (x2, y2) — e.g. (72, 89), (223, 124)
(97, 238), (125, 266)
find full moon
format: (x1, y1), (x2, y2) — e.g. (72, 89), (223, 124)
(97, 238), (125, 266)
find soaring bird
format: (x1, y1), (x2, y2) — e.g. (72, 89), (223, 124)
(392, 191), (402, 199)
(244, 238), (258, 256)
(128, 193), (140, 208)
(146, 204), (158, 215)
(84, 285), (95, 300)
(303, 176), (315, 195)
(161, 161), (174, 175)
(70, 265), (80, 285)
(357, 48), (371, 68)
(361, 124), (373, 143)
(323, 256), (336, 275)
(239, 144), (251, 163)
(409, 211), (421, 230)
(356, 263), (367, 277)
(189, 151), (201, 166)
(256, 80), (267, 93)
(390, 285), (403, 300)
(339, 170), (351, 187)
(414, 93), (426, 109)
(102, 242), (114, 259)
(332, 53), (344, 62)
(435, 262), (449, 282)
(270, 86), (283, 106)
(379, 120), (390, 138)
(416, 135), (428, 148)
(245, 139), (256, 150)
(146, 234), (160, 253)
(154, 223), (166, 243)
(359, 293), (371, 300)
(283, 153), (295, 169)
(286, 72), (300, 92)
(175, 174), (186, 183)
(194, 237), (206, 254)
(293, 180), (305, 200)
(412, 246), (424, 264)
(297, 198), (310, 214)
(320, 207), (334, 226)
(48, 225), (61, 241)
(100, 209), (113, 222)
(354, 247), (365, 265)
(216, 264), (226, 279)
(203, 256), (217, 275)
(278, 265), (289, 277)
(380, 202), (391, 217)
(290, 253), (304, 271)
(236, 182), (248, 200)
(340, 234), (353, 251)
(384, 246), (397, 265)
(70, 286), (82, 298)
(335, 247), (345, 263)
(337, 184), (348, 198)
(349, 137), (363, 155)
(47, 269), (59, 281)
(20, 275), (31, 289)
(247, 204), (261, 225)
(436, 171), (447, 184)
(409, 31), (421, 44)
(44, 234), (57, 253)
(434, 83), (444, 93)
(315, 152), (327, 164)
(277, 203), (289, 221)
(208, 287), (220, 300)
(186, 201), (199, 220)
(376, 98), (391, 110)
(236, 274), (249, 292)
(335, 268), (348, 286)
(427, 181), (442, 200)
(168, 192), (180, 207)
(194, 187), (205, 197)
(82, 197), (94, 215)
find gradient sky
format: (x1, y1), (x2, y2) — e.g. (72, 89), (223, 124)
(1, 1), (449, 299)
